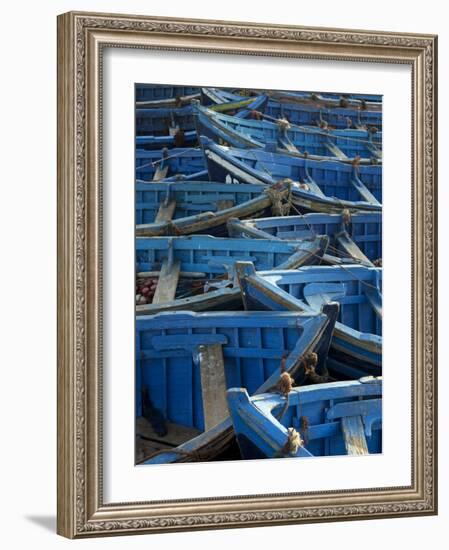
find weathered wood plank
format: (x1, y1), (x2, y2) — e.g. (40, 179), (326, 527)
(341, 415), (369, 455)
(336, 230), (372, 265)
(137, 270), (206, 279)
(136, 416), (201, 447)
(325, 140), (348, 160)
(198, 343), (228, 431)
(155, 199), (176, 223)
(302, 178), (326, 197)
(216, 199), (235, 211)
(364, 286), (383, 319)
(152, 165), (169, 181)
(152, 259), (181, 304)
(350, 175), (380, 204)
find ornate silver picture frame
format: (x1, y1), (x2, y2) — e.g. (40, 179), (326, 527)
(57, 11), (437, 538)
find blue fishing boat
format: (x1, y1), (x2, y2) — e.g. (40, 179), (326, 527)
(235, 262), (382, 373)
(193, 103), (382, 163)
(136, 105), (196, 135)
(228, 212), (382, 266)
(135, 234), (329, 314)
(136, 92), (201, 109)
(200, 89), (268, 116)
(137, 308), (338, 464)
(268, 90), (382, 113)
(265, 98), (382, 130)
(136, 96), (268, 138)
(226, 377), (382, 459)
(135, 181), (291, 237)
(201, 138), (382, 213)
(136, 84), (200, 104)
(136, 130), (198, 150)
(201, 87), (382, 130)
(135, 147), (207, 182)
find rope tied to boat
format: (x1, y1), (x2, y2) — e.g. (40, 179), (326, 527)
(341, 208), (351, 225)
(300, 416), (310, 446)
(279, 427), (303, 457)
(301, 352), (334, 384)
(277, 118), (291, 132)
(276, 372), (295, 396)
(266, 182), (291, 216)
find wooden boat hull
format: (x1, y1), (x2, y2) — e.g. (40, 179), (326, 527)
(267, 90), (382, 112)
(135, 148), (206, 182)
(136, 93), (201, 109)
(136, 94), (267, 134)
(194, 104), (382, 163)
(136, 105), (196, 135)
(226, 377), (382, 459)
(136, 84), (200, 103)
(201, 87), (382, 128)
(201, 139), (382, 214)
(136, 130), (198, 150)
(138, 308), (337, 464)
(228, 212), (382, 266)
(135, 182), (290, 237)
(236, 262), (382, 372)
(135, 234), (329, 315)
(266, 99), (382, 130)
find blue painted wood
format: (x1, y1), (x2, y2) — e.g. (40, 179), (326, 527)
(135, 148), (206, 181)
(194, 104), (382, 162)
(265, 98), (382, 130)
(136, 311), (330, 432)
(226, 377), (382, 459)
(135, 84), (200, 103)
(135, 234), (329, 314)
(201, 138), (382, 213)
(136, 105), (196, 135)
(136, 94), (268, 137)
(136, 130), (198, 150)
(199, 87), (382, 129)
(227, 212), (382, 264)
(235, 262), (382, 372)
(267, 90), (382, 113)
(135, 181), (268, 233)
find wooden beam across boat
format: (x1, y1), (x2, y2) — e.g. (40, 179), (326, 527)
(155, 199), (176, 223)
(137, 270), (206, 279)
(325, 140), (348, 160)
(341, 416), (369, 455)
(350, 174), (381, 205)
(364, 286), (383, 319)
(198, 343), (229, 431)
(152, 165), (169, 182)
(152, 259), (181, 304)
(336, 230), (372, 265)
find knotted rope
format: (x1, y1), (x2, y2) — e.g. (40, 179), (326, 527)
(341, 208), (351, 225)
(279, 427), (303, 457)
(266, 182), (292, 216)
(301, 352), (334, 384)
(277, 118), (291, 132)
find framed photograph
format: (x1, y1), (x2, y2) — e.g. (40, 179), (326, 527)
(57, 11), (437, 538)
